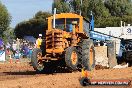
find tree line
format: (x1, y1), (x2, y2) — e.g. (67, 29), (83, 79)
(1, 0), (132, 39)
(14, 11), (51, 38)
(53, 0), (132, 27)
(13, 0), (132, 38)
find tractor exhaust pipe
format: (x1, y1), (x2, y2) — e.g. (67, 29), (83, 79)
(53, 8), (56, 29)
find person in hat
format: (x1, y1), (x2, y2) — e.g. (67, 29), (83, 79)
(35, 34), (42, 48)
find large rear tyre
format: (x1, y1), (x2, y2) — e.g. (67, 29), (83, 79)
(31, 48), (44, 73)
(107, 41), (117, 68)
(128, 62), (132, 67)
(79, 39), (95, 71)
(65, 46), (79, 70)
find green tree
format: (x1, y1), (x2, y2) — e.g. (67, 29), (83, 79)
(52, 0), (70, 13)
(3, 27), (15, 43)
(52, 0), (132, 27)
(70, 0), (82, 14)
(95, 16), (121, 27)
(34, 11), (51, 21)
(80, 0), (89, 17)
(14, 11), (52, 38)
(69, 0), (110, 18)
(0, 1), (11, 38)
(88, 0), (110, 18)
(105, 0), (132, 16)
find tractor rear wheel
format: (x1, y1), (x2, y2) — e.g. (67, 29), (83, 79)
(65, 46), (79, 70)
(107, 41), (117, 68)
(31, 48), (44, 73)
(79, 39), (95, 71)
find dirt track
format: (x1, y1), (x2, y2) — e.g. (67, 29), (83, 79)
(0, 62), (131, 88)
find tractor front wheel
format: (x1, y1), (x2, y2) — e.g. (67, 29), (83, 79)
(31, 48), (44, 73)
(65, 46), (79, 70)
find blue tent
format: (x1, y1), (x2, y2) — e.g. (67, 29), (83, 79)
(23, 36), (36, 43)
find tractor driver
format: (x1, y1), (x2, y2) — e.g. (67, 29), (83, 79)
(36, 34), (42, 48)
(66, 23), (73, 32)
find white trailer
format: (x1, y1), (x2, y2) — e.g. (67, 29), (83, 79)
(95, 24), (132, 66)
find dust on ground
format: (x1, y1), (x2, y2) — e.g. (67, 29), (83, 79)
(0, 62), (131, 88)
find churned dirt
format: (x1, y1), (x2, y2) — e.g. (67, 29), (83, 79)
(0, 62), (132, 88)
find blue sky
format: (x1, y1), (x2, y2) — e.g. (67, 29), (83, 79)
(1, 0), (53, 28)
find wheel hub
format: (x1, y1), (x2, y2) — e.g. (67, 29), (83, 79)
(89, 48), (93, 66)
(71, 51), (78, 65)
(37, 52), (44, 71)
(37, 52), (42, 60)
(37, 61), (44, 71)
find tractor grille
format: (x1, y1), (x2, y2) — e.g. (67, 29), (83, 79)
(46, 29), (63, 49)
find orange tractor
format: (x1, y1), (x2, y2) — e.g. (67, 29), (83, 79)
(31, 13), (95, 73)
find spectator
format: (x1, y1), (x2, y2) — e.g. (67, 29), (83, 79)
(28, 46), (33, 59)
(6, 42), (11, 49)
(12, 41), (17, 56)
(6, 48), (12, 63)
(35, 34), (42, 48)
(14, 50), (20, 63)
(22, 44), (29, 58)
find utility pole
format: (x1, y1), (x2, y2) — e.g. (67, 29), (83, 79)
(80, 0), (82, 15)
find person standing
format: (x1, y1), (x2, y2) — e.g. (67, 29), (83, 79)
(6, 48), (12, 63)
(15, 50), (20, 63)
(35, 34), (42, 49)
(12, 41), (17, 56)
(28, 46), (32, 59)
(16, 38), (20, 51)
(22, 43), (29, 58)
